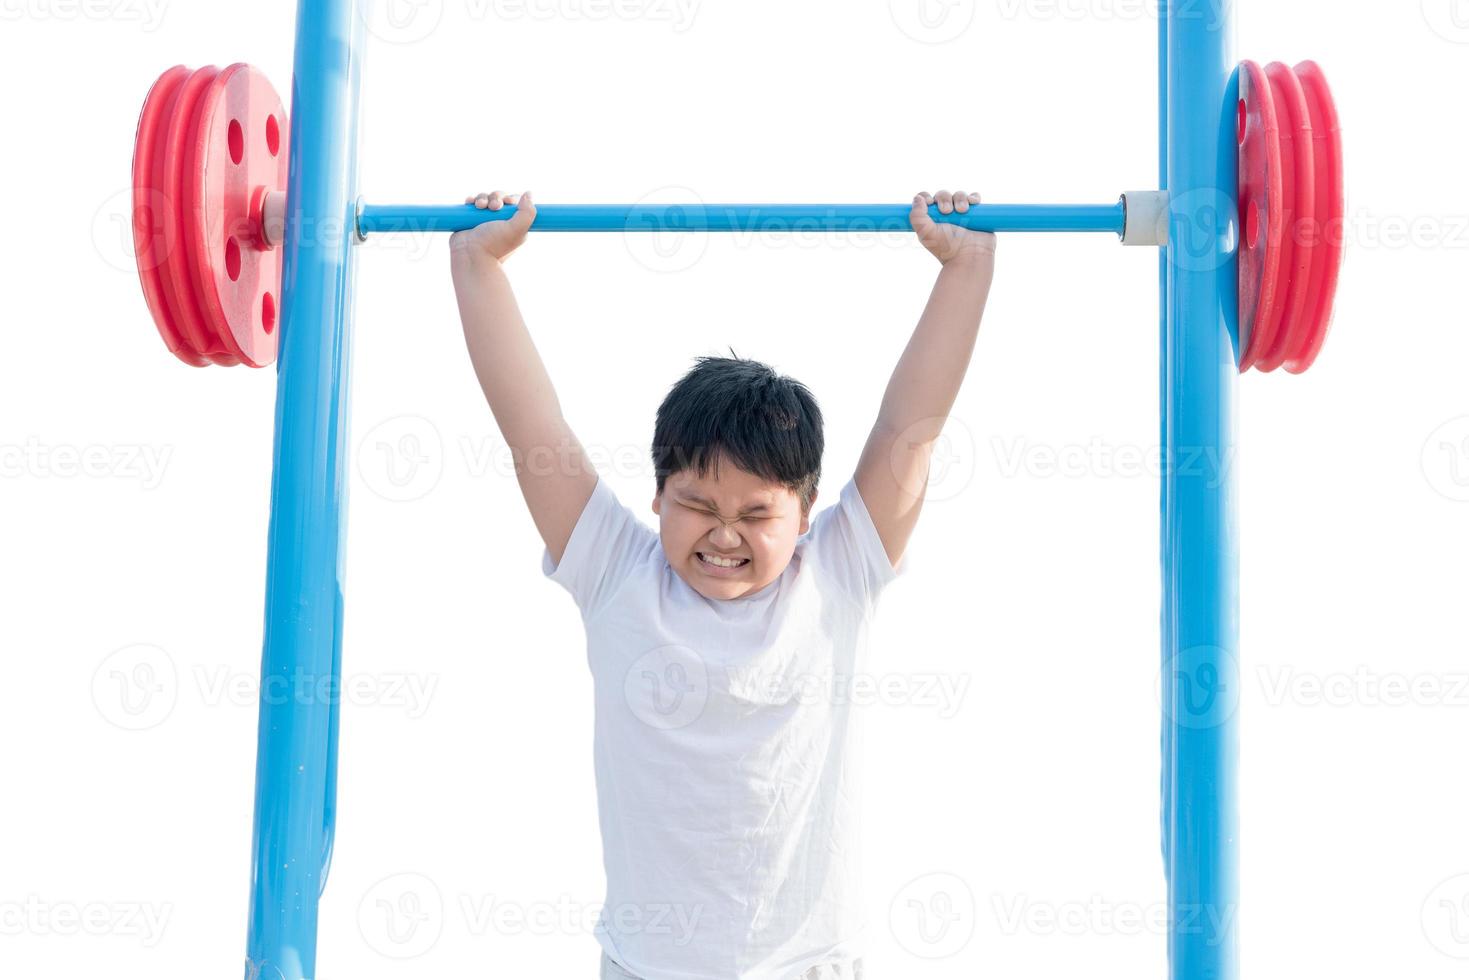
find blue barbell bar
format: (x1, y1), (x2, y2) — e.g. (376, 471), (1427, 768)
(355, 200), (1129, 236)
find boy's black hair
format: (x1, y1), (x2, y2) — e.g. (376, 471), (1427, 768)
(652, 353), (824, 510)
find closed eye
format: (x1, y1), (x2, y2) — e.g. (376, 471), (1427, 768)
(678, 501), (774, 522)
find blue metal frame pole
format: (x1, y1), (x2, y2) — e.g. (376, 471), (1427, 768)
(1164, 1), (1240, 978)
(1158, 0), (1174, 891)
(356, 200), (1127, 236)
(244, 0), (363, 976)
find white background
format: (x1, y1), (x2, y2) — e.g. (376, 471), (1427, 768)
(3, 0), (1467, 977)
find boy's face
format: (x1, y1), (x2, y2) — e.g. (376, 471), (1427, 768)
(652, 458), (813, 601)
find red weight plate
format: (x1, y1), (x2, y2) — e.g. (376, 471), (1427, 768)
(183, 63), (286, 368)
(1236, 61), (1283, 372)
(1255, 61), (1316, 373)
(1283, 60), (1343, 374)
(160, 66), (240, 366)
(132, 66), (207, 367)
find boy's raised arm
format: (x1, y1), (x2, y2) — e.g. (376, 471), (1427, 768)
(854, 189), (997, 569)
(450, 190), (597, 566)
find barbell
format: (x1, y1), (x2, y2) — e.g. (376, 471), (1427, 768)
(130, 59), (1341, 372)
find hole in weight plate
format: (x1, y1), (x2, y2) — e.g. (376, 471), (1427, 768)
(225, 237), (241, 281)
(262, 292), (276, 334)
(228, 119), (244, 165)
(266, 114), (280, 157)
(1237, 98), (1247, 145)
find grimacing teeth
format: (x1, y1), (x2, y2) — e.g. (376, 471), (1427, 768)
(698, 552), (749, 568)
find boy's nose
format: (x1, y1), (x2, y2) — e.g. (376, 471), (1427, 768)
(708, 523), (742, 549)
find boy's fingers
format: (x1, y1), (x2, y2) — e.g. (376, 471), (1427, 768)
(511, 191), (535, 227)
(910, 195), (938, 238)
(954, 189), (969, 213)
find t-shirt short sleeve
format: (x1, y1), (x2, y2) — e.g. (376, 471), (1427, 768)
(542, 476), (660, 620)
(804, 477), (906, 612)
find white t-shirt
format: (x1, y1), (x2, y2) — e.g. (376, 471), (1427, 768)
(542, 475), (904, 980)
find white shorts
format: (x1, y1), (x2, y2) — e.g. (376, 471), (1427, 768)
(600, 952), (865, 980)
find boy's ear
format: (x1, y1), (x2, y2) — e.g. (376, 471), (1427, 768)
(798, 488), (817, 534)
(651, 492), (662, 517)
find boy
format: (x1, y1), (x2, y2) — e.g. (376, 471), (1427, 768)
(450, 188), (995, 980)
